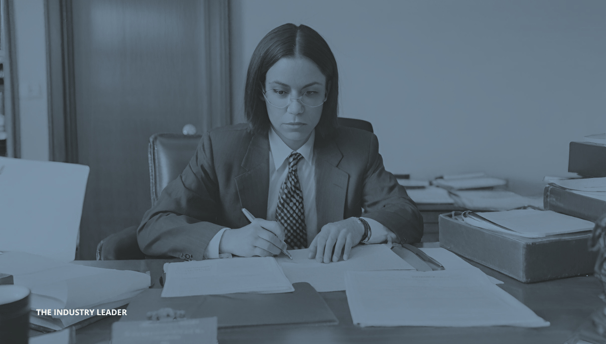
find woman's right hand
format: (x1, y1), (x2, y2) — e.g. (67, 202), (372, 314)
(219, 219), (286, 257)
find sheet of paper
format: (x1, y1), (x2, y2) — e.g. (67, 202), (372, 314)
(275, 244), (415, 292)
(345, 269), (549, 327)
(462, 214), (546, 238)
(0, 157), (89, 262)
(549, 177), (606, 192)
(0, 251), (150, 312)
(161, 257), (294, 297)
(449, 190), (543, 211)
(406, 186), (454, 204)
(476, 209), (594, 237)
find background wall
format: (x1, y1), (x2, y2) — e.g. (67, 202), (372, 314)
(13, 0), (49, 160)
(230, 0), (606, 195)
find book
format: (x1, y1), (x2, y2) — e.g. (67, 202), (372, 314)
(544, 185), (606, 222)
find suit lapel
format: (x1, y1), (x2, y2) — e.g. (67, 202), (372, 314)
(235, 133), (269, 219)
(314, 135), (349, 229)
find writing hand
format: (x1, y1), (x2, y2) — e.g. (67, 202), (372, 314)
(308, 218), (364, 263)
(220, 219), (286, 257)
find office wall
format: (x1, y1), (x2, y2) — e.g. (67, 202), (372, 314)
(230, 0), (606, 195)
(13, 0), (50, 160)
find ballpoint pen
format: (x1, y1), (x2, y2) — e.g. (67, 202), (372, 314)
(241, 208), (293, 260)
(402, 243), (445, 270)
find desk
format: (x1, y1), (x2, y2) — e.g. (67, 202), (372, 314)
(59, 246), (603, 344)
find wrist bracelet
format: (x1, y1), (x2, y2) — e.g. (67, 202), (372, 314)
(357, 217), (372, 244)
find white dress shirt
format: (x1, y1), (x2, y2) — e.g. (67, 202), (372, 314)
(203, 128), (396, 258)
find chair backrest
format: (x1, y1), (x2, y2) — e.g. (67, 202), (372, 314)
(148, 133), (202, 206)
(147, 118), (373, 205)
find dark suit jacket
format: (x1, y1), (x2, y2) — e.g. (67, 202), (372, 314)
(137, 124), (423, 260)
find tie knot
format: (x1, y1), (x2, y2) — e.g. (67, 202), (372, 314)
(288, 152), (303, 168)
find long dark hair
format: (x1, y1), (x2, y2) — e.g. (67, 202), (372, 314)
(244, 24), (339, 138)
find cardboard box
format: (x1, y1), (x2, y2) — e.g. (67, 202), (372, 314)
(439, 213), (597, 283)
(568, 141), (606, 178)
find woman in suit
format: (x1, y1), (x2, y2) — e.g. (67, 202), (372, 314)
(137, 23), (423, 263)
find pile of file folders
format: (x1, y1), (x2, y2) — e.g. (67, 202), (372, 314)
(440, 135), (606, 283)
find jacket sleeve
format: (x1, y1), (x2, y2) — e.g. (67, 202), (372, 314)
(137, 132), (224, 260)
(359, 134), (424, 244)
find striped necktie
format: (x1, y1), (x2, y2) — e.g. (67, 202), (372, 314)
(276, 152), (307, 249)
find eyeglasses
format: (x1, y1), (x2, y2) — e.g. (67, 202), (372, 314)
(263, 88), (327, 108)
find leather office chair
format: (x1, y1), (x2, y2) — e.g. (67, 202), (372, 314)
(96, 118), (373, 260)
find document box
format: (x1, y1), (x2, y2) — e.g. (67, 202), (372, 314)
(438, 213), (597, 283)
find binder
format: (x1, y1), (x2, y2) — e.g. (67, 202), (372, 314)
(121, 282), (338, 328)
(568, 141), (606, 177)
(544, 185), (606, 222)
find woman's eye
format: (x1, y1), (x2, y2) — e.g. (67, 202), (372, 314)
(273, 89), (287, 95)
(305, 90), (320, 97)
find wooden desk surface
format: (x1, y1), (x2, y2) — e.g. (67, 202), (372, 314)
(66, 251), (602, 344)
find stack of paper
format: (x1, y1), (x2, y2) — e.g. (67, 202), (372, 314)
(406, 186), (454, 204)
(448, 190), (543, 211)
(0, 157), (89, 262)
(275, 245), (414, 292)
(345, 269), (549, 327)
(433, 172), (507, 190)
(462, 209), (594, 238)
(161, 257), (294, 297)
(0, 251), (150, 331)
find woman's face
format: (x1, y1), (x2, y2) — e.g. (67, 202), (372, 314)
(264, 56), (326, 151)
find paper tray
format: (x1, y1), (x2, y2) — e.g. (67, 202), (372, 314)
(438, 213), (597, 283)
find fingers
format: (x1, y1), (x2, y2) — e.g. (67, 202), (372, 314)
(314, 233), (328, 263)
(308, 238), (318, 259)
(323, 232), (337, 263)
(332, 231), (348, 262)
(251, 247), (274, 257)
(254, 228), (285, 255)
(343, 234), (353, 260)
(256, 219), (285, 241)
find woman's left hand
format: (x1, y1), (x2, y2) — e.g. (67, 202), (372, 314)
(307, 217), (364, 263)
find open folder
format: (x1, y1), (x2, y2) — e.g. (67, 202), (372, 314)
(123, 282), (338, 328)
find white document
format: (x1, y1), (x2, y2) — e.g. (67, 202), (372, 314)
(0, 251), (150, 330)
(406, 186), (454, 204)
(345, 269), (549, 328)
(549, 177), (606, 192)
(474, 209), (594, 237)
(0, 157), (89, 262)
(449, 190), (543, 211)
(275, 244), (415, 292)
(161, 257), (294, 297)
(572, 190), (606, 201)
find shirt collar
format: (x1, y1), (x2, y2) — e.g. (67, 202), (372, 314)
(268, 127), (315, 171)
